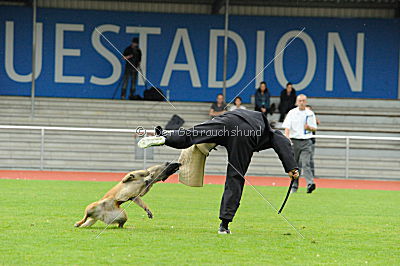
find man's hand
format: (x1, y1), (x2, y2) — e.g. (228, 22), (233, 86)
(304, 124), (316, 132)
(209, 109), (225, 117)
(288, 169), (299, 180)
(261, 107), (267, 113)
(123, 55), (133, 60)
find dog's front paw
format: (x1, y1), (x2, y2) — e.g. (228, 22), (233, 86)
(74, 222), (81, 227)
(145, 209), (153, 219)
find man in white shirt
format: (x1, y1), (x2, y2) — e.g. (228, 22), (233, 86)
(282, 94), (317, 193)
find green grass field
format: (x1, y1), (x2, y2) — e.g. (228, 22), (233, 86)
(0, 179), (399, 265)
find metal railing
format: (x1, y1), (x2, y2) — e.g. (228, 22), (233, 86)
(1, 125), (399, 178)
(312, 134), (400, 178)
(0, 125), (145, 170)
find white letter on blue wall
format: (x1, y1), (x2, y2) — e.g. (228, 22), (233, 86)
(274, 30), (316, 91)
(255, 30), (265, 88)
(125, 26), (161, 86)
(5, 21), (43, 82)
(326, 32), (364, 92)
(161, 28), (200, 87)
(55, 24), (84, 83)
(90, 24), (121, 85)
(208, 29), (246, 88)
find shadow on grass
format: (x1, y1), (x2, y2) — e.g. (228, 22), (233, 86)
(75, 226), (135, 231)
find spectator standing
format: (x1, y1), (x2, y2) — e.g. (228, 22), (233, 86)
(254, 82), (270, 115)
(306, 105), (320, 178)
(278, 82), (297, 122)
(209, 93), (227, 118)
(121, 37), (142, 100)
(229, 96), (247, 111)
(282, 94), (317, 193)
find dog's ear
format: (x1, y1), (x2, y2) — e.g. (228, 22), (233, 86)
(122, 173), (135, 183)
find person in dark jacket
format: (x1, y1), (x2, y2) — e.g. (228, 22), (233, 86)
(138, 109), (299, 234)
(254, 82), (271, 115)
(121, 37), (142, 100)
(278, 82), (297, 122)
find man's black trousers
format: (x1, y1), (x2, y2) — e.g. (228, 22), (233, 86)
(164, 116), (255, 221)
(121, 67), (138, 99)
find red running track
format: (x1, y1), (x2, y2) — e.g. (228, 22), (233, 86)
(0, 170), (399, 191)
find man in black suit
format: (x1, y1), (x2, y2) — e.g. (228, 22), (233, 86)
(121, 37), (142, 99)
(138, 109), (299, 234)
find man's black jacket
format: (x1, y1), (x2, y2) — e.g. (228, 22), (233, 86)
(123, 46), (142, 69)
(218, 109), (298, 173)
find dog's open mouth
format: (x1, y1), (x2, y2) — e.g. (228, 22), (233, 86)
(162, 162), (181, 181)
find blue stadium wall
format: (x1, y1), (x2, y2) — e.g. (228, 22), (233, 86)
(0, 6), (399, 102)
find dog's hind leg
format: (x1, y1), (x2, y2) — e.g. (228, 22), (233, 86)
(133, 197), (153, 219)
(118, 220), (126, 228)
(74, 214), (89, 227)
(75, 202), (98, 227)
(80, 217), (97, 228)
(116, 209), (128, 228)
(115, 210), (127, 228)
(104, 208), (128, 228)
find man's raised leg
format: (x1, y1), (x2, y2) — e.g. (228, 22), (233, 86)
(138, 121), (226, 149)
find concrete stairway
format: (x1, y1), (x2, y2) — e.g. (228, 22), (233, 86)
(0, 96), (399, 181)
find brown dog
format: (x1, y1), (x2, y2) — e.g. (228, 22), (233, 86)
(74, 162), (180, 228)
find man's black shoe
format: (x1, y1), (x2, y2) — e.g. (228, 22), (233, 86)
(155, 126), (163, 136)
(307, 183), (316, 193)
(218, 225), (231, 234)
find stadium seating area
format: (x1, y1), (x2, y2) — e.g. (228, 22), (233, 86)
(0, 96), (399, 180)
